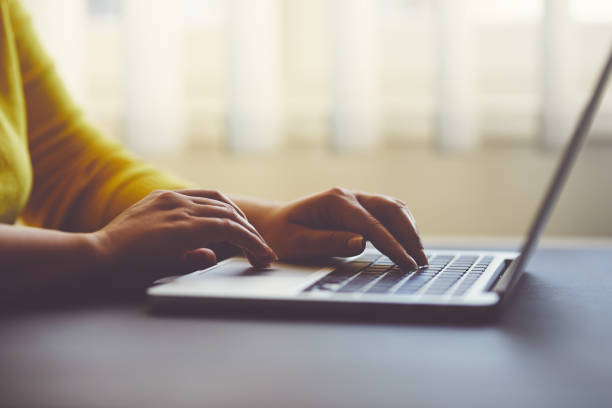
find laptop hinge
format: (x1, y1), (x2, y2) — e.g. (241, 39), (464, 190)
(490, 259), (521, 295)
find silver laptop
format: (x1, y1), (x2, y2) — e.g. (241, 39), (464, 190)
(148, 45), (612, 320)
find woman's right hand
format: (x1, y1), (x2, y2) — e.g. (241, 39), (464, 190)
(91, 189), (277, 288)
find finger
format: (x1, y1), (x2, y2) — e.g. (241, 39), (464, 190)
(356, 193), (428, 266)
(196, 219), (277, 265)
(192, 218), (277, 266)
(176, 189), (248, 220)
(337, 201), (418, 269)
(291, 226), (366, 258)
(394, 205), (427, 265)
(181, 248), (218, 272)
(187, 199), (263, 240)
(178, 190), (270, 258)
(185, 196), (228, 210)
(242, 248), (272, 268)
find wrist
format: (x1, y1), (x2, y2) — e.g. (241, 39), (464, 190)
(232, 196), (282, 231)
(82, 231), (113, 276)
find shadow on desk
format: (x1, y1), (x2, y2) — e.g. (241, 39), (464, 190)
(148, 271), (575, 345)
(498, 272), (572, 344)
(1, 271), (564, 339)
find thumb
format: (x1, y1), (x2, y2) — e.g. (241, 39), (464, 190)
(293, 226), (366, 258)
(180, 248), (218, 273)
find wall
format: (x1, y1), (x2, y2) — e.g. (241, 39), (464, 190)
(149, 143), (612, 239)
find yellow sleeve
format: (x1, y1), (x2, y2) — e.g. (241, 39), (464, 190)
(10, 0), (190, 232)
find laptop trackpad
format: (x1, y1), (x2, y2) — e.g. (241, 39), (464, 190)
(175, 258), (328, 297)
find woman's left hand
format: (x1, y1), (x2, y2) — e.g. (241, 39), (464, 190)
(246, 188), (428, 270)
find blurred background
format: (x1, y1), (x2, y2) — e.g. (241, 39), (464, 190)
(21, 0), (612, 241)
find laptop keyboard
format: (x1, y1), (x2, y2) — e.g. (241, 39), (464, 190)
(304, 253), (494, 297)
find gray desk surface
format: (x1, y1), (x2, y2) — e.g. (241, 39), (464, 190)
(2, 246), (612, 408)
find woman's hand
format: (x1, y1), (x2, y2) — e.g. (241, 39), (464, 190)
(92, 189), (277, 287)
(243, 188), (427, 269)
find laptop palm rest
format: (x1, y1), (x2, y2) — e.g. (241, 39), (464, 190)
(160, 258), (330, 297)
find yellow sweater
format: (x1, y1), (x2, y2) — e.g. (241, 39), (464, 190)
(0, 0), (186, 231)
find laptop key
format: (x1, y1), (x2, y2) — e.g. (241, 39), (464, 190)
(322, 261), (370, 281)
(394, 276), (432, 294)
(318, 282), (343, 291)
(337, 272), (380, 293)
(365, 270), (412, 294)
(306, 252), (482, 296)
(304, 261), (370, 291)
(453, 277), (480, 296)
(375, 257), (395, 266)
(394, 283), (424, 295)
(356, 253), (382, 263)
(364, 265), (391, 273)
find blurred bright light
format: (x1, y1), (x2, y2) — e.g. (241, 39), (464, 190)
(570, 0), (612, 22)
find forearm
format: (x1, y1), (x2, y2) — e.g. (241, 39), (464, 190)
(0, 225), (101, 301)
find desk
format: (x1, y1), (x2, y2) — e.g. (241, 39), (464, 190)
(2, 246), (612, 408)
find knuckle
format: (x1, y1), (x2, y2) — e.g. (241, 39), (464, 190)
(392, 199), (407, 211)
(204, 217), (232, 236)
(325, 187), (352, 207)
(150, 189), (173, 202)
(386, 196), (407, 208)
(209, 190), (224, 201)
(220, 205), (237, 219)
(220, 218), (241, 235)
(394, 198), (407, 207)
(328, 186), (348, 197)
(157, 190), (180, 202)
(365, 216), (383, 228)
(152, 190), (185, 209)
(375, 195), (398, 207)
(215, 217), (231, 230)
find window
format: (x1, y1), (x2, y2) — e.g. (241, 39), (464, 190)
(22, 0), (612, 155)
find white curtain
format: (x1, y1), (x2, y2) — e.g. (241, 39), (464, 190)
(226, 0), (283, 153)
(328, 0), (380, 152)
(435, 0), (478, 151)
(122, 0), (185, 155)
(22, 0), (87, 104)
(22, 0), (612, 155)
(541, 0), (576, 150)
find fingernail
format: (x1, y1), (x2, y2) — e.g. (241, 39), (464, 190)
(403, 255), (419, 271)
(253, 260), (271, 269)
(417, 249), (429, 266)
(348, 236), (365, 253)
(258, 243), (276, 257)
(259, 253), (276, 264)
(254, 252), (275, 266)
(266, 248), (278, 262)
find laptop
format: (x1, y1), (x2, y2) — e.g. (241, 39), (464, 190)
(148, 45), (612, 321)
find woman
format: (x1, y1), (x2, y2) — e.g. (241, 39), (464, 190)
(0, 0), (426, 301)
